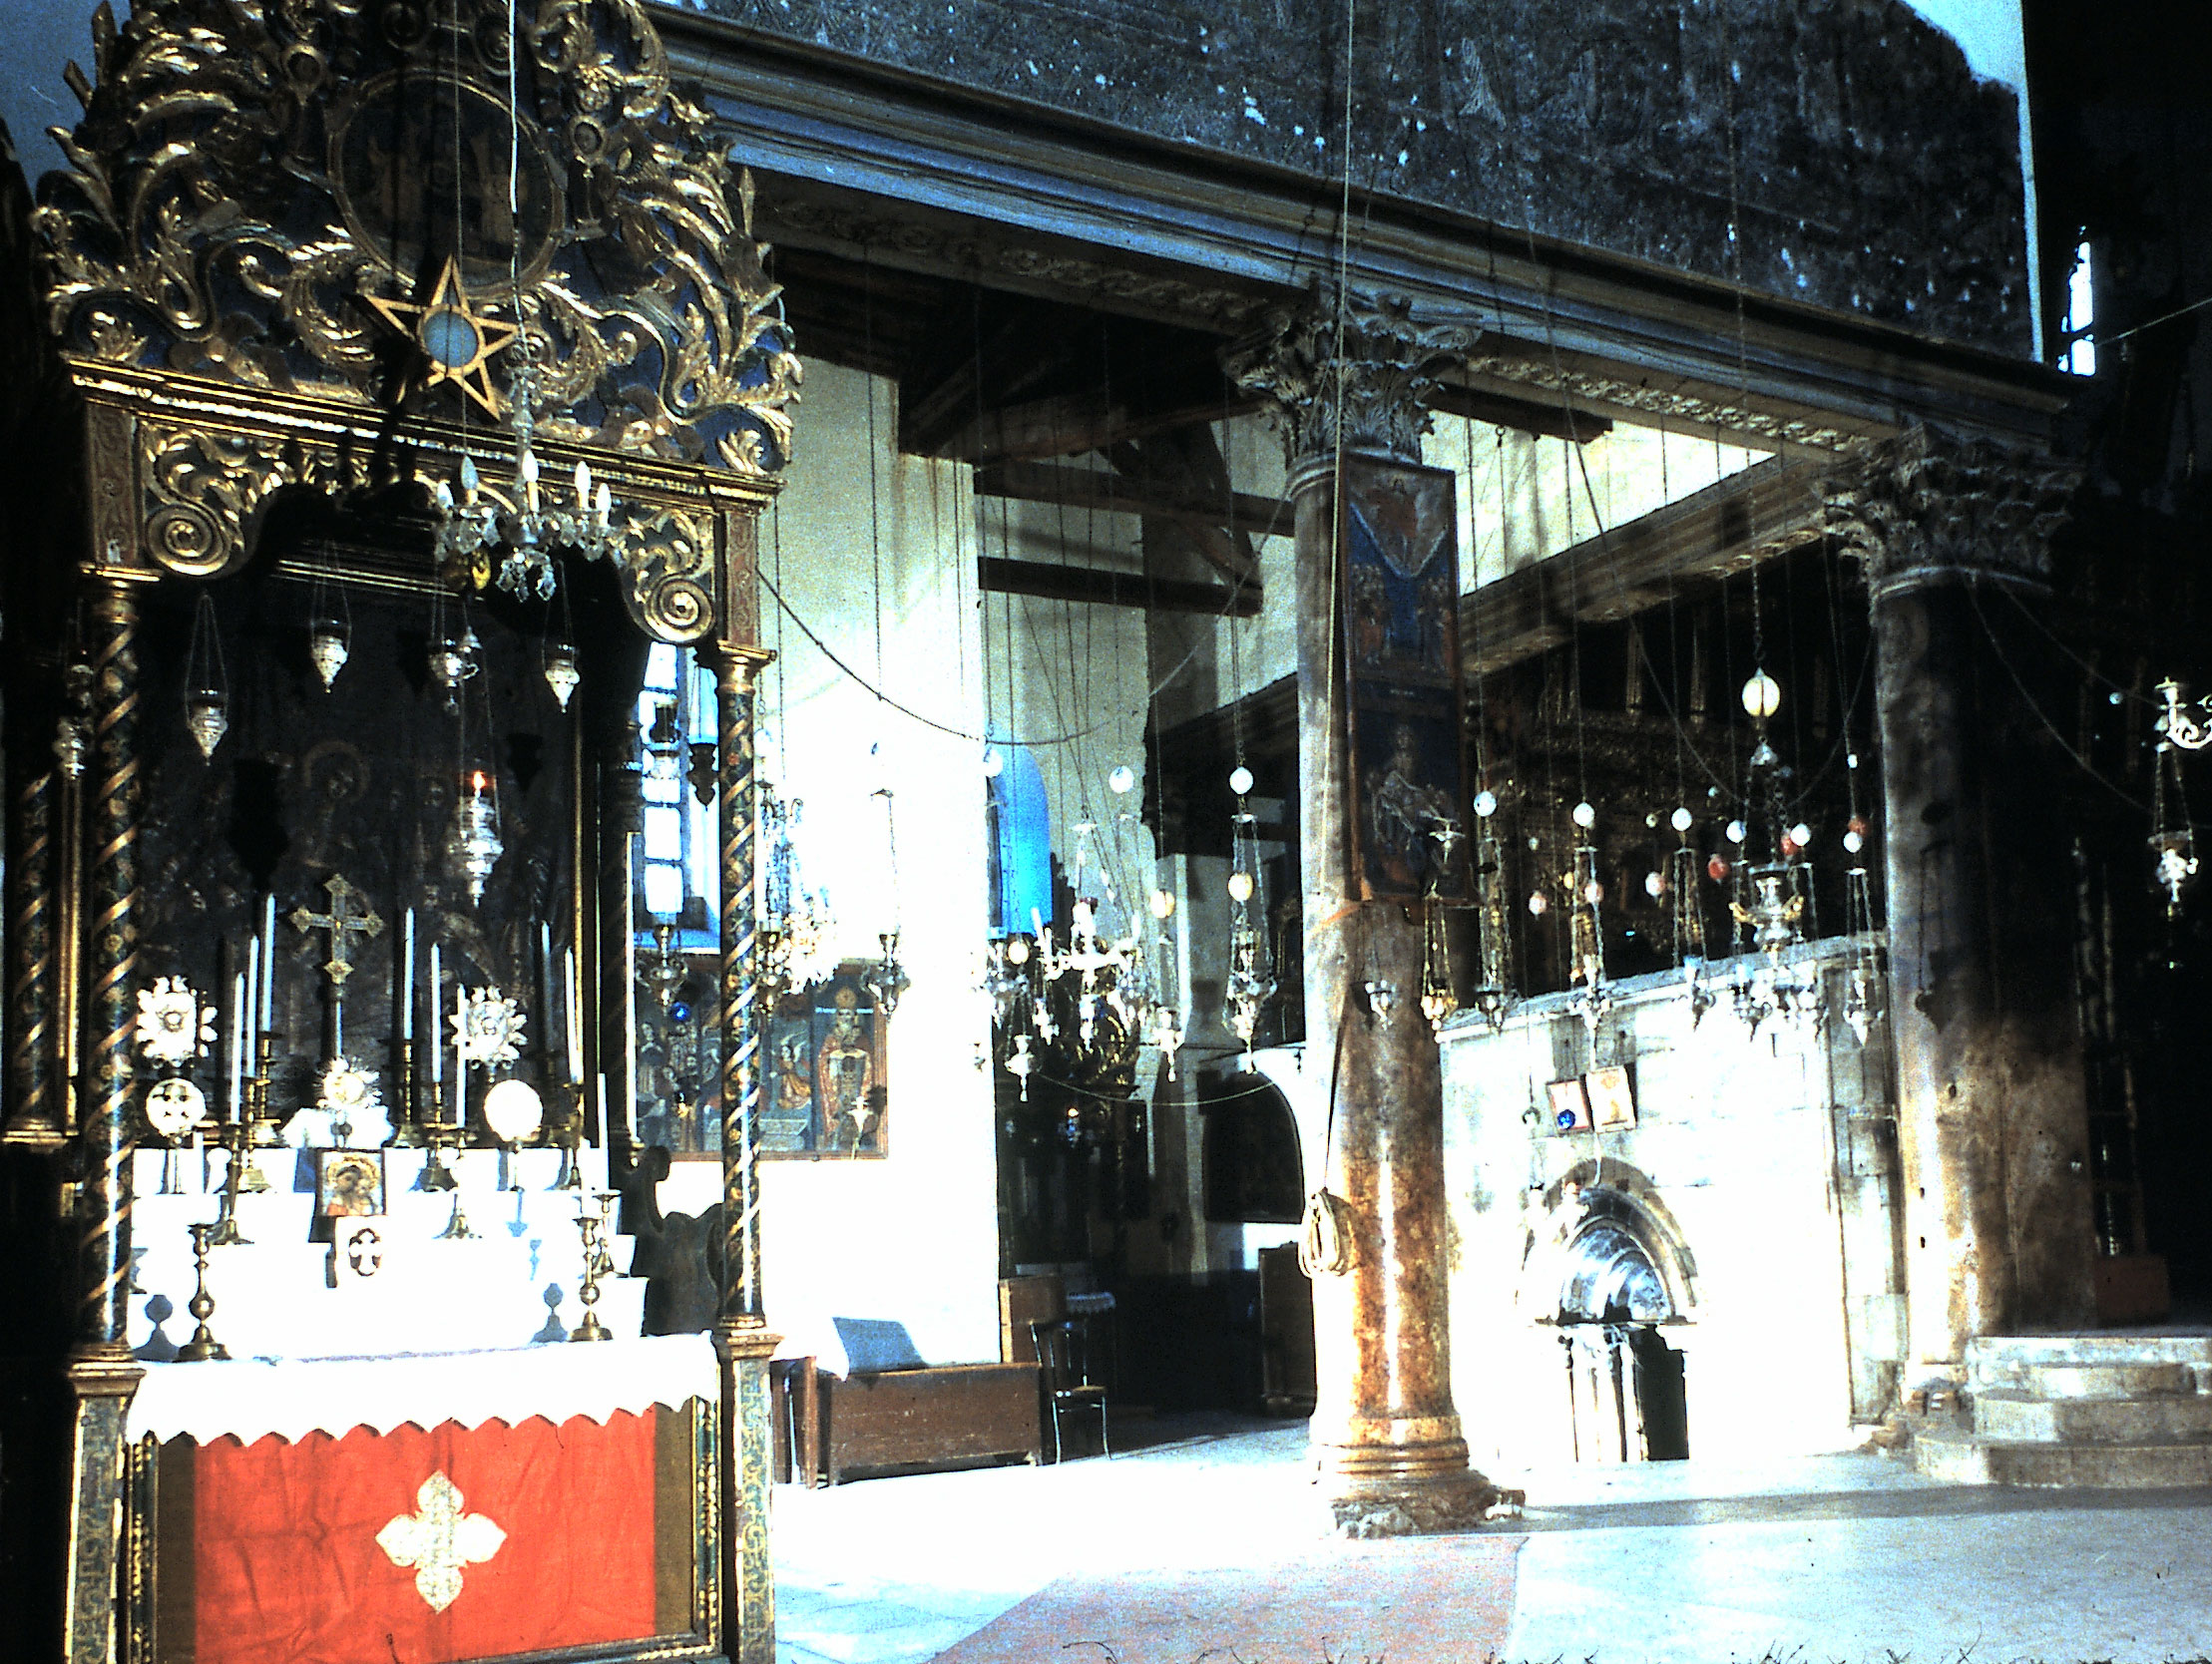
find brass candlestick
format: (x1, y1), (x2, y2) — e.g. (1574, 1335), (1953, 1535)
(176, 1222), (230, 1362)
(570, 1196), (612, 1342)
(251, 1034), (284, 1149)
(390, 1038), (420, 1146)
(419, 1082), (458, 1192)
(551, 1083), (585, 1191)
(207, 1118), (254, 1244)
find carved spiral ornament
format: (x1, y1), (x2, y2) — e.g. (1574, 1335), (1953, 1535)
(35, 0), (800, 476)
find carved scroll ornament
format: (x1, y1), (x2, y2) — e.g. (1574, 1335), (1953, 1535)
(35, 0), (799, 477)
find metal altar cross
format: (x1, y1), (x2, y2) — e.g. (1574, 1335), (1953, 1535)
(290, 874), (385, 987)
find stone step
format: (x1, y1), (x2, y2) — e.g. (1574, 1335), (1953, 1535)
(2009, 1361), (2199, 1400)
(1973, 1389), (2212, 1445)
(1914, 1423), (2212, 1488)
(1967, 1333), (2212, 1384)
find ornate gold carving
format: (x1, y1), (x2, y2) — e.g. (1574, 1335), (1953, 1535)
(38, 0), (799, 472)
(138, 425), (328, 578)
(618, 507), (717, 643)
(1465, 354), (1862, 454)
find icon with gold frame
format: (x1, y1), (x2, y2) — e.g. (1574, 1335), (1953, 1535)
(316, 1148), (385, 1218)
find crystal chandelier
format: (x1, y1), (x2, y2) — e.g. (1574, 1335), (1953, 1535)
(758, 788), (837, 995)
(432, 348), (618, 601)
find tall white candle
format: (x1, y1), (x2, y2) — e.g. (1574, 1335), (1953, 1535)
(453, 980), (467, 1128)
(400, 908), (415, 1041)
(244, 937), (260, 1056)
(427, 943), (442, 1084)
(228, 971), (245, 1119)
(565, 947), (582, 1085)
(260, 894), (276, 1032)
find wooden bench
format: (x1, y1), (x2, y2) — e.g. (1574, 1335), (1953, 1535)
(817, 1361), (1044, 1483)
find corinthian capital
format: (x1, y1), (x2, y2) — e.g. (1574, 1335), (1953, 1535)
(1222, 284), (1478, 467)
(1822, 424), (2078, 597)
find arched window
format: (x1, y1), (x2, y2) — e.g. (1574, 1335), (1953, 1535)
(987, 738), (1052, 936)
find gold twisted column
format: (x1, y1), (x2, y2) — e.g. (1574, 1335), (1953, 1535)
(710, 640), (777, 1664)
(66, 577), (148, 1664)
(3, 764), (62, 1144)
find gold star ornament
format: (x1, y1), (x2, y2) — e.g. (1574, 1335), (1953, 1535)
(365, 257), (519, 416)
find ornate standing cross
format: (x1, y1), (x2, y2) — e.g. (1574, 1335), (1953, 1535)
(290, 873), (385, 987)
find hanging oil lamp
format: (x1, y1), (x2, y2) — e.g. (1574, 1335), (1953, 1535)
(542, 640), (581, 710)
(309, 619), (350, 689)
(184, 592), (230, 760)
(448, 767), (505, 902)
(428, 625), (480, 709)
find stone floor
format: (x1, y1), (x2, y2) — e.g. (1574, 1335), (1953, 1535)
(772, 1413), (2212, 1664)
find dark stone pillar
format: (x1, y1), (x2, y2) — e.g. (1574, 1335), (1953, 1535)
(1228, 290), (1493, 1535)
(1826, 427), (2093, 1371)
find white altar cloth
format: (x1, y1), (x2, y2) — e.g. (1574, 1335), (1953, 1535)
(126, 1332), (717, 1447)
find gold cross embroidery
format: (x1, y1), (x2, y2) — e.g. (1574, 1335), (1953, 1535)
(375, 1470), (506, 1613)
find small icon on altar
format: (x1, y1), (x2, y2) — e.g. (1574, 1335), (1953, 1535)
(316, 1148), (385, 1217)
(333, 1216), (387, 1283)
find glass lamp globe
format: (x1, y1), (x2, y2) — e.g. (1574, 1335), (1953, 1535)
(1741, 670), (1782, 721)
(1474, 788), (1498, 818)
(981, 745), (1005, 778)
(1229, 764), (1255, 797)
(1226, 870), (1255, 904)
(1571, 800), (1596, 829)
(1108, 764), (1136, 795)
(1671, 806), (1693, 833)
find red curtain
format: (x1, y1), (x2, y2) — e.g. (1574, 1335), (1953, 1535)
(193, 1411), (659, 1664)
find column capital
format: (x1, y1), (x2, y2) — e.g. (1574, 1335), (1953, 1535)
(1823, 424), (2079, 600)
(1222, 284), (1477, 470)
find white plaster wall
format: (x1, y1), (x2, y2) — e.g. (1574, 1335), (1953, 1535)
(741, 358), (1000, 1368)
(1441, 949), (1882, 1473)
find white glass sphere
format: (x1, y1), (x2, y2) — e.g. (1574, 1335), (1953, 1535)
(1842, 829), (1864, 855)
(982, 745), (1005, 778)
(1790, 822), (1812, 847)
(1671, 806), (1693, 833)
(1583, 880), (1604, 905)
(1474, 789), (1499, 818)
(1109, 763), (1136, 795)
(1226, 870), (1255, 904)
(1006, 936), (1031, 966)
(1571, 800), (1596, 829)
(1149, 888), (1177, 920)
(1229, 764), (1255, 796)
(1726, 819), (1747, 844)
(1741, 670), (1782, 720)
(1644, 871), (1666, 899)
(1528, 891), (1548, 916)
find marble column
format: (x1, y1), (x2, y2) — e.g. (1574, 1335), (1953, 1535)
(711, 639), (777, 1664)
(1227, 290), (1494, 1536)
(1826, 426), (2093, 1373)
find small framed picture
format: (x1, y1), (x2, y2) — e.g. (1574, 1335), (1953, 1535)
(1585, 1065), (1637, 1131)
(316, 1149), (384, 1218)
(1548, 1077), (1591, 1133)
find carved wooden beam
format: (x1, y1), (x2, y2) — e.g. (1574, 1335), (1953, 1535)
(978, 554), (1259, 618)
(974, 460), (1289, 542)
(1462, 455), (1828, 676)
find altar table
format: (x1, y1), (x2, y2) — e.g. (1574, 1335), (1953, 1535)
(121, 1336), (723, 1664)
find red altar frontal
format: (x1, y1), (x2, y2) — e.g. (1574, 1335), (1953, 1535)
(121, 1340), (721, 1664)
